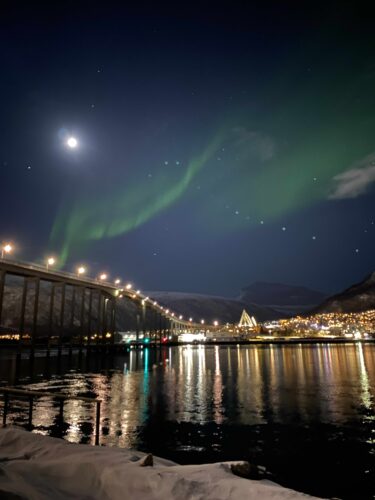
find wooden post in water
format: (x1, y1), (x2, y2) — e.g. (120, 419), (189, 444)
(28, 396), (33, 429)
(95, 400), (101, 445)
(2, 392), (9, 426)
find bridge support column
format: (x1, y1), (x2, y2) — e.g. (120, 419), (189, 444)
(157, 312), (162, 344)
(59, 283), (66, 356)
(47, 283), (56, 355)
(97, 291), (103, 346)
(110, 298), (116, 344)
(87, 288), (93, 347)
(0, 270), (6, 326)
(31, 277), (40, 353)
(79, 287), (85, 350)
(103, 296), (108, 344)
(135, 312), (140, 343)
(19, 277), (28, 339)
(70, 286), (76, 331)
(141, 302), (146, 340)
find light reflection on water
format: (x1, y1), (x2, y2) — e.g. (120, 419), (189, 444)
(0, 343), (374, 498)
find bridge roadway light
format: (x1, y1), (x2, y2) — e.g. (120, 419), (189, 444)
(201, 319), (205, 325)
(189, 317), (193, 322)
(46, 257), (55, 270)
(1, 243), (13, 259)
(125, 283), (132, 290)
(114, 278), (121, 285)
(213, 320), (219, 326)
(77, 266), (86, 276)
(99, 273), (108, 281)
(179, 315), (183, 320)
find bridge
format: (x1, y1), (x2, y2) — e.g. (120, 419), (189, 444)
(0, 255), (208, 352)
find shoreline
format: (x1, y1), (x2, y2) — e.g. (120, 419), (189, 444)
(0, 338), (375, 357)
(0, 427), (321, 499)
(0, 337), (374, 352)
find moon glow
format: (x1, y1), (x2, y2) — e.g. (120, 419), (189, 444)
(67, 137), (78, 148)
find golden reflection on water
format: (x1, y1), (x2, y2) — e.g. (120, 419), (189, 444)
(16, 344), (375, 446)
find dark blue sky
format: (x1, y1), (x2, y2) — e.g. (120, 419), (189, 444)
(1, 2), (374, 296)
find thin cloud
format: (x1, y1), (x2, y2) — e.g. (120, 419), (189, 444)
(329, 153), (375, 199)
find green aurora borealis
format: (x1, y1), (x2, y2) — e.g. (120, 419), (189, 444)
(50, 63), (375, 263)
(3, 2), (374, 293)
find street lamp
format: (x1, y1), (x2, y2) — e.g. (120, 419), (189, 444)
(99, 273), (107, 281)
(1, 243), (12, 259)
(125, 283), (132, 290)
(77, 266), (86, 276)
(213, 320), (219, 327)
(114, 278), (121, 285)
(179, 315), (183, 320)
(189, 317), (193, 322)
(201, 319), (205, 325)
(46, 257), (55, 270)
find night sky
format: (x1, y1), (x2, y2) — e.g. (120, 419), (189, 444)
(1, 2), (375, 296)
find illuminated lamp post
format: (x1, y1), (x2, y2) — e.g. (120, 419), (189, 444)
(1, 244), (12, 259)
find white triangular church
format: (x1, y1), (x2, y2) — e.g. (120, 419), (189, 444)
(238, 309), (257, 328)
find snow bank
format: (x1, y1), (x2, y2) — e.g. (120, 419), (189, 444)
(0, 427), (321, 499)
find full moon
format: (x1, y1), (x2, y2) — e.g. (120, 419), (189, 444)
(67, 137), (78, 148)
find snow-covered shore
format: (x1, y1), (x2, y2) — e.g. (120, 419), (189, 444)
(0, 427), (322, 499)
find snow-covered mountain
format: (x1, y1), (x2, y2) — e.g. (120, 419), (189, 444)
(238, 282), (328, 316)
(314, 272), (375, 313)
(146, 291), (281, 323)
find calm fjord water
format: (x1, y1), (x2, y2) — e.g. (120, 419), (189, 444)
(1, 344), (374, 499)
